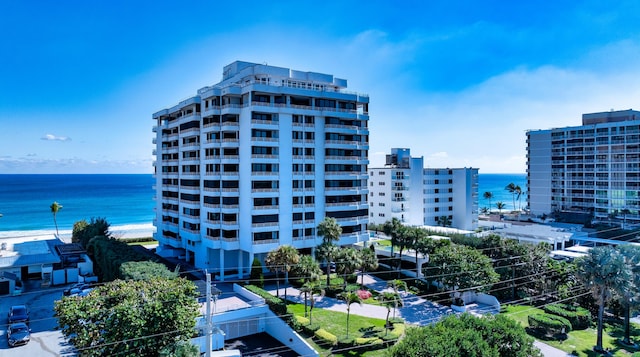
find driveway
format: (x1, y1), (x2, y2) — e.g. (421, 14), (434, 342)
(0, 281), (72, 357)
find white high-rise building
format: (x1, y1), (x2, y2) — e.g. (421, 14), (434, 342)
(527, 109), (640, 226)
(369, 148), (479, 230)
(152, 61), (370, 279)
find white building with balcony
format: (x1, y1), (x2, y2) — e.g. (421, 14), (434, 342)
(152, 61), (370, 279)
(369, 148), (479, 230)
(527, 109), (640, 227)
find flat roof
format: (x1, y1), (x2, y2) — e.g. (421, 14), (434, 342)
(0, 236), (63, 269)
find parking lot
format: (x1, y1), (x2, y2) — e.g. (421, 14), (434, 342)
(0, 280), (71, 357)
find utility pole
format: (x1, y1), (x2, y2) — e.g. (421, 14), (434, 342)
(206, 270), (212, 357)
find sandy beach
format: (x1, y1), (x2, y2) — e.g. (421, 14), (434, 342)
(0, 222), (156, 242)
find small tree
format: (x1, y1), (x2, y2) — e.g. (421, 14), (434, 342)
(495, 201), (506, 215)
(316, 242), (338, 287)
(294, 255), (322, 316)
(50, 201), (63, 236)
(340, 291), (362, 338)
(308, 283), (325, 325)
(359, 246), (379, 288)
(383, 218), (403, 259)
(250, 257), (264, 288)
(378, 291), (403, 334)
(387, 279), (407, 319)
(265, 245), (300, 301)
(335, 247), (361, 290)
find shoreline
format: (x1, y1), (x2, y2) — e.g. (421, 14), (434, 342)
(0, 222), (156, 241)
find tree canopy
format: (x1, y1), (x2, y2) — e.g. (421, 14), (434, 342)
(55, 278), (199, 357)
(425, 243), (499, 292)
(390, 313), (542, 357)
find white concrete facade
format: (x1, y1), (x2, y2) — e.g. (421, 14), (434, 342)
(369, 148), (478, 230)
(527, 109), (640, 225)
(152, 61), (370, 279)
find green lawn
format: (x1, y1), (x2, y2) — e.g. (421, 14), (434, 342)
(288, 303), (396, 356)
(502, 305), (640, 356)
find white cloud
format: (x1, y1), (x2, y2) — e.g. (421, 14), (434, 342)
(41, 134), (71, 142)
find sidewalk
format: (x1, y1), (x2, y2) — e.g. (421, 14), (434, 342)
(264, 273), (453, 325)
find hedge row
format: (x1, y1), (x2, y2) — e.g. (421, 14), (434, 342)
(244, 285), (287, 316)
(314, 328), (338, 346)
(528, 313), (572, 335)
(543, 304), (591, 330)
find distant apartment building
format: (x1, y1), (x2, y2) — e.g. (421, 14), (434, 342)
(152, 61), (370, 279)
(527, 109), (640, 226)
(368, 148), (479, 230)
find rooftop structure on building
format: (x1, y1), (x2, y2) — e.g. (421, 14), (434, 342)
(527, 109), (640, 227)
(152, 61), (370, 280)
(369, 148), (479, 230)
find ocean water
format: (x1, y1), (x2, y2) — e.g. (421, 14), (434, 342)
(0, 174), (155, 237)
(0, 173), (526, 237)
(478, 173), (527, 212)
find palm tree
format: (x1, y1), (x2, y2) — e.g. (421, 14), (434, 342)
(316, 242), (338, 287)
(265, 245), (300, 300)
(505, 183), (517, 212)
(317, 217), (342, 244)
(615, 245), (640, 346)
(409, 228), (428, 275)
(50, 201), (63, 236)
(335, 247), (361, 290)
(395, 226), (413, 276)
(480, 207), (490, 215)
(339, 291), (362, 338)
(378, 291), (403, 335)
(483, 191), (493, 213)
(280, 245), (300, 302)
(294, 255), (321, 316)
(387, 279), (407, 320)
(359, 246), (378, 288)
(308, 283), (325, 325)
(495, 201), (506, 215)
(383, 218), (403, 259)
(514, 185), (523, 211)
(577, 246), (631, 353)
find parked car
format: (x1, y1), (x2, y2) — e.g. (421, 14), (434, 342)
(8, 305), (29, 324)
(7, 323), (30, 347)
(63, 283), (90, 296)
(70, 288), (94, 297)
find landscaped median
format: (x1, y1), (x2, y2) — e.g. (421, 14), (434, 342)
(245, 284), (405, 356)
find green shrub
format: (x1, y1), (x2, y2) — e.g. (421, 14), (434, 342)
(303, 323), (320, 334)
(249, 258), (264, 288)
(355, 337), (383, 346)
(244, 285), (287, 315)
(295, 315), (310, 326)
(314, 328), (338, 346)
(392, 323), (405, 337)
(337, 336), (355, 348)
(528, 313), (572, 336)
(543, 303), (591, 330)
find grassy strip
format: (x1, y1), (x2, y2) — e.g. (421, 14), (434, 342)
(288, 303), (396, 357)
(503, 305), (639, 356)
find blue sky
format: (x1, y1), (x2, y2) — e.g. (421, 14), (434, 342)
(2, 1), (640, 173)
